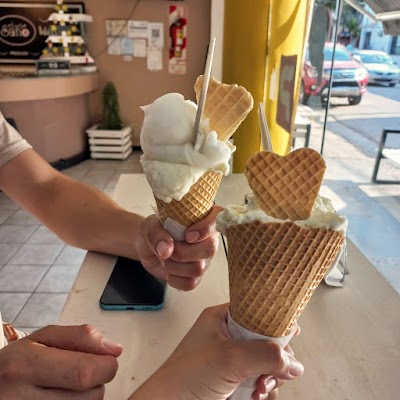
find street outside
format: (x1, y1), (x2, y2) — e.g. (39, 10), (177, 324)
(321, 83), (400, 158)
(297, 83), (400, 292)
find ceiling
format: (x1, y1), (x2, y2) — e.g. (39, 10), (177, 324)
(346, 0), (400, 35)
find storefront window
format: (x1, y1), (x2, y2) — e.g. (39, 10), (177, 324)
(390, 36), (400, 55)
(298, 0), (371, 153)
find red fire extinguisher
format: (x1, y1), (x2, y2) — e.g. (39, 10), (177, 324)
(170, 15), (184, 58)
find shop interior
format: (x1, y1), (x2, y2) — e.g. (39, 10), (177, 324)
(0, 0), (399, 398)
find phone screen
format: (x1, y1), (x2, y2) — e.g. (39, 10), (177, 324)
(99, 257), (166, 310)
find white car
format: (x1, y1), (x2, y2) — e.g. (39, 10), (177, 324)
(358, 50), (400, 87)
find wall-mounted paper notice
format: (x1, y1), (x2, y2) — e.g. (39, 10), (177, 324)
(128, 20), (149, 39)
(133, 38), (147, 57)
(107, 38), (122, 55)
(121, 38), (134, 55)
(106, 20), (128, 37)
(148, 22), (164, 48)
(147, 47), (162, 71)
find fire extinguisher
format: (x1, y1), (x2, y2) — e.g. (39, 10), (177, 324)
(170, 15), (184, 58)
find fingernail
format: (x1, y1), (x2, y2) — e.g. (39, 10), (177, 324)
(287, 354), (304, 377)
(102, 338), (122, 351)
(156, 241), (169, 257)
(186, 231), (200, 243)
(260, 394), (269, 400)
(264, 378), (276, 392)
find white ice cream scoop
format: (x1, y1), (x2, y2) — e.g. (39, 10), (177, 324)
(140, 93), (197, 155)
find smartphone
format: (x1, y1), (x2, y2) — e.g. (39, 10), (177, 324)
(99, 257), (166, 311)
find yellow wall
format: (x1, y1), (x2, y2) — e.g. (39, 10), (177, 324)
(222, 0), (270, 172)
(265, 0), (309, 155)
(223, 0), (309, 171)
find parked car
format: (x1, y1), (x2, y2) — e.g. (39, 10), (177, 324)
(301, 43), (369, 106)
(357, 50), (400, 87)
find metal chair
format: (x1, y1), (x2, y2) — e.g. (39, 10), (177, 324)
(372, 129), (400, 184)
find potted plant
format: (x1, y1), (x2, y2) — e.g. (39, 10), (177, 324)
(86, 81), (132, 159)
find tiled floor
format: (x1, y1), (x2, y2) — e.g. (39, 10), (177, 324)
(0, 152), (143, 332)
(0, 126), (399, 333)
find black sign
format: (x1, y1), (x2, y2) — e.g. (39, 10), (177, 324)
(0, 2), (84, 64)
(36, 59), (71, 75)
(37, 59), (71, 70)
(277, 55), (298, 134)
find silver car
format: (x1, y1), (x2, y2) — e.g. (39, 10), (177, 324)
(358, 50), (400, 87)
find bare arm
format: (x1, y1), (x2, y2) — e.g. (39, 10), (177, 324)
(0, 149), (143, 260)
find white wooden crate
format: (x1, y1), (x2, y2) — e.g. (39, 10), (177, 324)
(86, 125), (132, 160)
(91, 147), (132, 160)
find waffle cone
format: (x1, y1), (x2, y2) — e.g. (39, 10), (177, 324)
(245, 149), (326, 221)
(154, 171), (222, 227)
(227, 221), (345, 337)
(194, 75), (253, 143)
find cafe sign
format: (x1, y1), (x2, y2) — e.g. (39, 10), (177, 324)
(0, 15), (37, 46)
(0, 2), (83, 63)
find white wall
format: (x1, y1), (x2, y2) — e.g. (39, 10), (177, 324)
(210, 0), (224, 80)
(359, 4), (400, 65)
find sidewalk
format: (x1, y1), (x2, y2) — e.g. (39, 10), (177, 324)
(298, 115), (400, 294)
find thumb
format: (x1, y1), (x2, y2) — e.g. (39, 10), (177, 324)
(231, 341), (304, 381)
(185, 205), (223, 243)
(29, 324), (123, 357)
(141, 214), (174, 259)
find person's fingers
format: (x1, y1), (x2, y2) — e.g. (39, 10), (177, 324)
(188, 303), (231, 340)
(164, 259), (208, 278)
(29, 325), (123, 357)
(268, 388), (279, 400)
(294, 324), (301, 336)
(256, 375), (273, 394)
(232, 341), (304, 381)
(252, 391), (261, 400)
(139, 215), (174, 260)
(170, 234), (219, 262)
(24, 344), (118, 390)
(35, 385), (105, 399)
(274, 378), (285, 388)
(166, 274), (201, 291)
(284, 344), (294, 357)
(185, 205), (223, 243)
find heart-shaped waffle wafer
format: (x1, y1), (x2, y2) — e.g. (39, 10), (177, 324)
(245, 148), (326, 221)
(194, 75), (253, 143)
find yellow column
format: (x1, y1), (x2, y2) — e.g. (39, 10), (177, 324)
(222, 0), (270, 172)
(223, 0), (310, 169)
(264, 0), (309, 155)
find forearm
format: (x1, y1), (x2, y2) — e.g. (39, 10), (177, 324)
(127, 368), (184, 400)
(35, 175), (144, 259)
(0, 149), (144, 259)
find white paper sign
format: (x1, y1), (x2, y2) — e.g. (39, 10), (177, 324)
(148, 22), (164, 48)
(128, 20), (149, 39)
(121, 38), (134, 55)
(106, 20), (128, 37)
(107, 37), (121, 55)
(133, 38), (147, 57)
(147, 46), (163, 71)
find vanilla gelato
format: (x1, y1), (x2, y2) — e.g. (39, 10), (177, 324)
(217, 194), (348, 235)
(140, 93), (235, 203)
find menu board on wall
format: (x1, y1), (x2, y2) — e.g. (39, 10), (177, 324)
(0, 2), (84, 64)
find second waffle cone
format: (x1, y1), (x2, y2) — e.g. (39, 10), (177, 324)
(227, 221), (345, 337)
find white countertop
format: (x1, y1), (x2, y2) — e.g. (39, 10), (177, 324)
(59, 174), (400, 400)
